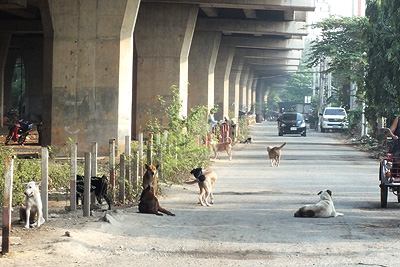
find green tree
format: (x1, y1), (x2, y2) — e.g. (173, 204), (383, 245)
(306, 16), (368, 108)
(280, 62), (313, 103)
(364, 0), (400, 130)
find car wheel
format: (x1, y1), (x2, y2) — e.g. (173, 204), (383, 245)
(321, 126), (325, 132)
(301, 130), (306, 137)
(381, 184), (388, 208)
(278, 131), (283, 136)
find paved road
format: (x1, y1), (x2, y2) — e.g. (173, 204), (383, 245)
(6, 121), (400, 267)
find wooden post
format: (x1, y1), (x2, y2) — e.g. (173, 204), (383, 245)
(119, 154), (125, 204)
(70, 143), (77, 211)
(125, 135), (131, 188)
(41, 147), (48, 221)
(91, 142), (97, 177)
(83, 152), (91, 217)
(2, 156), (14, 255)
(155, 133), (162, 180)
(138, 133), (143, 187)
(147, 132), (153, 165)
(91, 142), (97, 204)
(109, 139), (115, 188)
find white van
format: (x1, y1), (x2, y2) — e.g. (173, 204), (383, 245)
(320, 107), (348, 132)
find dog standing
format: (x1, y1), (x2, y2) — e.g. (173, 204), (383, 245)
(189, 168), (218, 206)
(142, 164), (159, 196)
(267, 142), (287, 167)
(210, 137), (232, 161)
(76, 175), (112, 210)
(294, 189), (344, 218)
(21, 181), (45, 228)
(139, 185), (175, 216)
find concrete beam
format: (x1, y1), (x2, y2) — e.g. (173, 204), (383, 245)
(222, 36), (304, 50)
(246, 58), (300, 66)
(243, 9), (257, 19)
(142, 0), (316, 11)
(0, 0), (26, 8)
(196, 19), (307, 36)
(253, 65), (298, 72)
(201, 7), (218, 17)
(242, 49), (302, 60)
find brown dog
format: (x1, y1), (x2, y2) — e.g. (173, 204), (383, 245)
(267, 142), (287, 167)
(189, 168), (218, 206)
(142, 164), (159, 196)
(138, 185), (175, 216)
(210, 137), (232, 160)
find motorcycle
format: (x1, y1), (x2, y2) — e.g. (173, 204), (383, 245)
(5, 119), (33, 145)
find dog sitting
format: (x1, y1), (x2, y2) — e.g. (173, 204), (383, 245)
(267, 142), (286, 167)
(20, 181), (45, 228)
(139, 185), (175, 216)
(189, 167), (218, 206)
(210, 137), (232, 160)
(294, 189), (344, 218)
(76, 175), (111, 210)
(142, 164), (159, 196)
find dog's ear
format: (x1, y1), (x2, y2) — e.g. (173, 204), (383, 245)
(35, 182), (41, 187)
(317, 191), (322, 195)
(326, 190), (332, 196)
(145, 164), (149, 169)
(155, 164), (160, 170)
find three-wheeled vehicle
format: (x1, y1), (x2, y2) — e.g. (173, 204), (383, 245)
(379, 128), (400, 207)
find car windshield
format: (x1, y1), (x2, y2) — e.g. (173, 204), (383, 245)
(325, 109), (345, 116)
(282, 114), (302, 120)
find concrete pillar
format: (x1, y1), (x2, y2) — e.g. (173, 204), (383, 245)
(188, 31), (221, 112)
(229, 50), (245, 119)
(135, 3), (198, 135)
(214, 44), (234, 120)
(48, 0), (140, 155)
(0, 32), (12, 126)
(247, 70), (254, 112)
(20, 36), (43, 122)
(239, 64), (250, 111)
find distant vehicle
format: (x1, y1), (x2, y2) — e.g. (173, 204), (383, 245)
(277, 112), (306, 137)
(320, 107), (348, 132)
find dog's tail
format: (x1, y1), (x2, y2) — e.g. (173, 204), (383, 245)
(279, 142), (287, 149)
(158, 206), (175, 216)
(185, 179), (198, 185)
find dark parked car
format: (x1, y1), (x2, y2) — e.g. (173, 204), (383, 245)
(277, 112), (306, 137)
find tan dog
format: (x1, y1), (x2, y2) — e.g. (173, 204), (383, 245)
(267, 142), (286, 167)
(189, 168), (217, 206)
(294, 189), (344, 218)
(139, 186), (175, 216)
(142, 164), (159, 196)
(210, 137), (232, 160)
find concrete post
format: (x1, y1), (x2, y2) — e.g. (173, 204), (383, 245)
(246, 70), (254, 112)
(134, 3), (198, 135)
(41, 147), (48, 221)
(188, 30), (221, 112)
(214, 44), (235, 120)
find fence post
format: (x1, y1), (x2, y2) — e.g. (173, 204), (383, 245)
(2, 156), (14, 255)
(70, 143), (77, 211)
(83, 152), (91, 217)
(147, 132), (153, 165)
(138, 133), (143, 190)
(109, 138), (115, 189)
(125, 136), (131, 200)
(91, 142), (97, 204)
(155, 133), (162, 180)
(41, 147), (48, 221)
(119, 154), (125, 204)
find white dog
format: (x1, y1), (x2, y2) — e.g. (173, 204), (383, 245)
(21, 181), (45, 228)
(294, 189), (344, 218)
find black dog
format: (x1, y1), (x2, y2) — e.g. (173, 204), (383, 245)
(76, 175), (111, 210)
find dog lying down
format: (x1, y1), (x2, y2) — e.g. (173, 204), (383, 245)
(294, 189), (344, 218)
(20, 181), (45, 228)
(139, 185), (175, 216)
(189, 167), (217, 206)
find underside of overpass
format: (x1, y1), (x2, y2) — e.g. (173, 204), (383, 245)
(0, 0), (315, 155)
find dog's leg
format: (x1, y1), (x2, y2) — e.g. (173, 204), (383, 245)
(209, 191), (214, 204)
(203, 190), (211, 206)
(25, 207), (31, 228)
(37, 204), (45, 227)
(199, 188), (206, 206)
